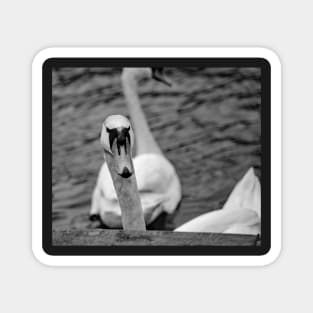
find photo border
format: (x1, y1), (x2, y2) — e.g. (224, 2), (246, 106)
(32, 47), (281, 266)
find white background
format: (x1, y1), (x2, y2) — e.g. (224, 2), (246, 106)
(0, 0), (310, 312)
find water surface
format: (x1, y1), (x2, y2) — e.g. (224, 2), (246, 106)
(52, 67), (261, 230)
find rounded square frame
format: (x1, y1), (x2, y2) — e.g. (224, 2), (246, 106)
(32, 47), (281, 266)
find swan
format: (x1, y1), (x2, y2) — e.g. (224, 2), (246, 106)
(90, 68), (182, 228)
(175, 167), (261, 235)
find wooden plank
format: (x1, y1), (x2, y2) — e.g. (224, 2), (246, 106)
(53, 229), (258, 246)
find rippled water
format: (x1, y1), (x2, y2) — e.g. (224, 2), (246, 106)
(52, 67), (261, 231)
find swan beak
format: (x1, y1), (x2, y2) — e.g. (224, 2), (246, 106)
(111, 132), (134, 179)
(151, 68), (172, 87)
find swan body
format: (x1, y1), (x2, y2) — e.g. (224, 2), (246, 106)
(175, 167), (260, 234)
(90, 69), (182, 228)
(92, 153), (180, 227)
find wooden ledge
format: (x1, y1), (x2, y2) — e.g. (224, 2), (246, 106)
(53, 229), (259, 246)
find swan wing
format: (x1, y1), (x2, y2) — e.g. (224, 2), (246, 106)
(96, 162), (118, 200)
(140, 192), (165, 224)
(175, 208), (259, 234)
(222, 167), (261, 218)
(134, 154), (182, 214)
(175, 167), (261, 234)
(134, 154), (174, 192)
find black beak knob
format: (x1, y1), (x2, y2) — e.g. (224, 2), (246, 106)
(119, 167), (132, 178)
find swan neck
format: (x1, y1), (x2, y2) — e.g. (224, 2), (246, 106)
(105, 152), (146, 231)
(122, 77), (161, 155)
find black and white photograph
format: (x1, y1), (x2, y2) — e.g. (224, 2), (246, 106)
(5, 0), (312, 309)
(48, 60), (268, 254)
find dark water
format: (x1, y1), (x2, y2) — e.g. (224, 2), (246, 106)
(52, 67), (261, 231)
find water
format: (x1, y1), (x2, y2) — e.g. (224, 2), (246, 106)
(52, 67), (261, 231)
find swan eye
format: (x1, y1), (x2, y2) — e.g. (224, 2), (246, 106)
(106, 127), (112, 133)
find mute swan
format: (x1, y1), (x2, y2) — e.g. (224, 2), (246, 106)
(175, 167), (261, 235)
(90, 68), (182, 228)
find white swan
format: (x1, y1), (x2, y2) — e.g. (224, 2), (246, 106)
(90, 68), (182, 228)
(175, 167), (261, 235)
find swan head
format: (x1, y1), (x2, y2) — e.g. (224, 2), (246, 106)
(100, 115), (135, 178)
(121, 68), (171, 86)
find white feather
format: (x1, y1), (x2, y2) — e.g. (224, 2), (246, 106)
(175, 167), (261, 235)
